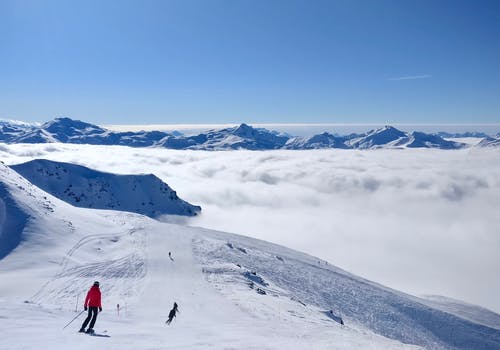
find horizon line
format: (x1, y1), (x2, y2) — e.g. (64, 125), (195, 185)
(102, 122), (500, 130)
(104, 122), (500, 127)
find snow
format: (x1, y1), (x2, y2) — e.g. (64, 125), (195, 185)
(1, 159), (500, 349)
(478, 137), (500, 147)
(11, 158), (200, 217)
(0, 162), (423, 349)
(192, 231), (500, 349)
(0, 117), (480, 149)
(420, 295), (500, 330)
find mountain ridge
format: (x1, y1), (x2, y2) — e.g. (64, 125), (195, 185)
(3, 117), (499, 150)
(11, 159), (201, 218)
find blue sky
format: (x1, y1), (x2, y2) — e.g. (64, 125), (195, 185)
(1, 0), (499, 125)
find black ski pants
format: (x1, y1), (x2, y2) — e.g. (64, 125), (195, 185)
(81, 307), (99, 330)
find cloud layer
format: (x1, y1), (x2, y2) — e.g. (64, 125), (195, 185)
(1, 144), (500, 312)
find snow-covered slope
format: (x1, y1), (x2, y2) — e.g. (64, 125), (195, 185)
(193, 231), (500, 350)
(421, 295), (500, 331)
(0, 163), (30, 259)
(1, 161), (499, 349)
(477, 136), (500, 147)
(346, 127), (465, 149)
(284, 132), (349, 149)
(0, 162), (417, 349)
(11, 159), (200, 218)
(0, 161), (123, 285)
(347, 126), (409, 149)
(0, 124), (32, 143)
(12, 128), (60, 143)
(406, 132), (464, 149)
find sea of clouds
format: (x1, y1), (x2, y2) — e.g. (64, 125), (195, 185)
(1, 143), (499, 313)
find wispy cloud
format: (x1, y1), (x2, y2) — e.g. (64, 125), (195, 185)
(389, 74), (432, 81)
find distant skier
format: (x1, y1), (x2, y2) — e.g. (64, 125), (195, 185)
(79, 281), (102, 334)
(327, 310), (344, 326)
(165, 302), (179, 325)
(168, 251), (174, 261)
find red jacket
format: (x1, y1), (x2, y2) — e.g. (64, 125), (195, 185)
(84, 285), (101, 308)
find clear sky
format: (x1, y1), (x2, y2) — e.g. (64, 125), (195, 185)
(1, 0), (499, 125)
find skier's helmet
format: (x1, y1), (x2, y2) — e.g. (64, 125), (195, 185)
(93, 281), (100, 286)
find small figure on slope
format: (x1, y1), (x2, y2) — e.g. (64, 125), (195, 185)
(168, 251), (174, 261)
(79, 281), (102, 334)
(327, 309), (344, 326)
(165, 302), (179, 325)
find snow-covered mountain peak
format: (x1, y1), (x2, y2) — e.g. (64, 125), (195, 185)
(198, 123), (289, 150)
(285, 131), (348, 149)
(370, 125), (406, 137)
(343, 126), (467, 149)
(40, 117), (107, 142)
(11, 159), (201, 218)
(232, 123), (254, 137)
(348, 125), (408, 149)
(42, 117), (105, 134)
(378, 125), (404, 133)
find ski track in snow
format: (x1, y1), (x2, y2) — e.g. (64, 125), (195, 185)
(191, 231), (500, 350)
(0, 212), (423, 349)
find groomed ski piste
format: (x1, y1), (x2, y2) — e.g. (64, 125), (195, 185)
(1, 161), (500, 350)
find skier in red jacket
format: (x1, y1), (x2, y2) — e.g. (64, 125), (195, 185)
(79, 281), (102, 334)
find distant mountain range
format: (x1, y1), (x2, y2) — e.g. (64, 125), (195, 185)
(1, 117), (499, 150)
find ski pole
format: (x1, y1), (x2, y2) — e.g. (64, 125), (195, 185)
(62, 310), (85, 329)
(75, 294), (79, 312)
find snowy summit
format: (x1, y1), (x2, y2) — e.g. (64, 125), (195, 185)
(11, 159), (200, 218)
